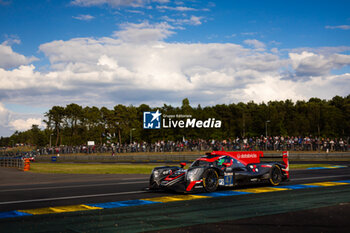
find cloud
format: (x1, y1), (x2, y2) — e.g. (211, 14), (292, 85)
(243, 39), (266, 51)
(0, 41), (38, 69)
(3, 37), (21, 45)
(180, 15), (203, 25)
(9, 118), (43, 131)
(163, 15), (203, 26)
(270, 48), (278, 53)
(125, 9), (144, 14)
(288, 46), (350, 54)
(71, 0), (168, 7)
(156, 6), (198, 11)
(225, 34), (236, 38)
(72, 14), (95, 21)
(288, 51), (350, 78)
(0, 102), (43, 135)
(0, 103), (11, 128)
(325, 25), (350, 30)
(0, 34), (284, 106)
(0, 103), (13, 136)
(241, 32), (257, 36)
(113, 21), (174, 43)
(71, 0), (146, 7)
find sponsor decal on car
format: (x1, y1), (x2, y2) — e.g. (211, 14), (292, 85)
(237, 153), (258, 159)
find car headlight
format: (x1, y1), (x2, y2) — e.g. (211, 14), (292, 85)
(153, 170), (160, 178)
(186, 169), (201, 182)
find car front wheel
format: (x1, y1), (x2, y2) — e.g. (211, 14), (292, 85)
(202, 168), (219, 192)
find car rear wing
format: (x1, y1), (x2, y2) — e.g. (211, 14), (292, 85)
(262, 151), (289, 178)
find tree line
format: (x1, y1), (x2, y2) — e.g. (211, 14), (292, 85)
(0, 96), (349, 147)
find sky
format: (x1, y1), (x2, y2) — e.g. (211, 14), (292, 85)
(0, 0), (349, 136)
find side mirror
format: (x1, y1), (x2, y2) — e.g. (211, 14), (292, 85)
(180, 162), (186, 168)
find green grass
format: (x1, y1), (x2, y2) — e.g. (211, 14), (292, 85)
(28, 163), (334, 174)
(29, 163), (175, 174)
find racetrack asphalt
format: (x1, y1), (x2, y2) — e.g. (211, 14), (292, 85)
(0, 161), (349, 232)
(148, 202), (350, 233)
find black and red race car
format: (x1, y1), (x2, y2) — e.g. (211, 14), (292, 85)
(149, 151), (289, 193)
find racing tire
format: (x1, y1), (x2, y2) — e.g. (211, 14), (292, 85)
(269, 165), (282, 186)
(149, 176), (158, 190)
(202, 168), (219, 192)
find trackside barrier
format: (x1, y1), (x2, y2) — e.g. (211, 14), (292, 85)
(0, 157), (24, 170)
(23, 159), (30, 171)
(34, 154), (200, 163)
(30, 152), (350, 163)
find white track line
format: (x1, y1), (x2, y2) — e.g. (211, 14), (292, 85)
(0, 190), (147, 205)
(0, 180), (148, 193)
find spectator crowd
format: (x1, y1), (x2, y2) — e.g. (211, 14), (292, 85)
(2, 136), (348, 156)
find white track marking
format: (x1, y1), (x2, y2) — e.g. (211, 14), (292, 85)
(0, 180), (148, 193)
(0, 190), (147, 205)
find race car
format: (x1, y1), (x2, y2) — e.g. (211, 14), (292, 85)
(149, 151), (289, 193)
(22, 155), (35, 162)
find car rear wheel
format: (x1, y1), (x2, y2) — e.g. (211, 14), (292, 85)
(269, 165), (282, 186)
(203, 168), (219, 192)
